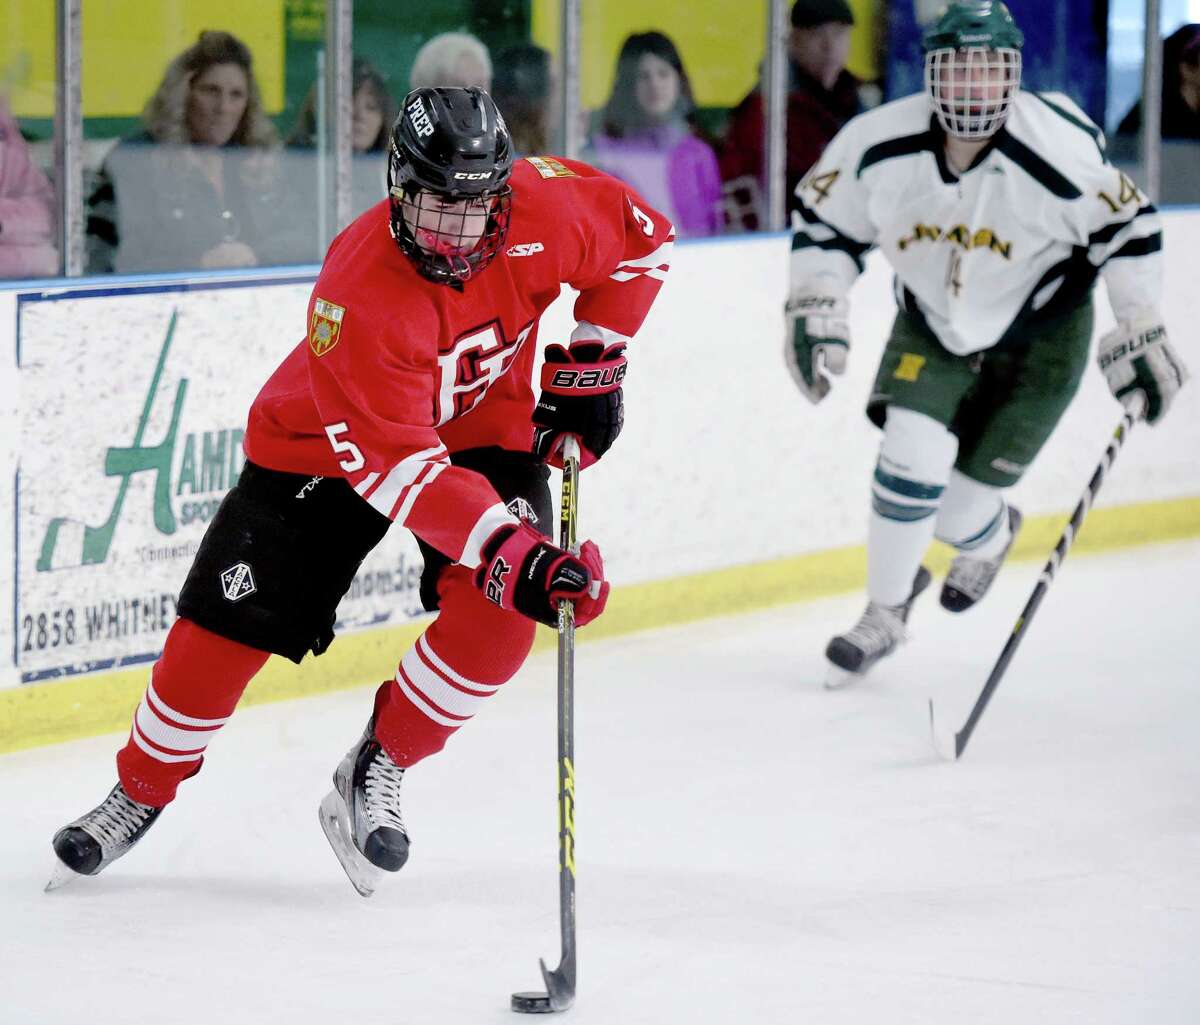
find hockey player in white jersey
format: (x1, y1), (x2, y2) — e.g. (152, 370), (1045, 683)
(783, 1), (1189, 685)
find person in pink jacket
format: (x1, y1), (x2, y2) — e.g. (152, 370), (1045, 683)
(586, 31), (723, 238)
(0, 98), (57, 278)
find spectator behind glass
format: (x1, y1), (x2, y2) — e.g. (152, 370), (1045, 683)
(492, 43), (551, 155)
(409, 33), (492, 91)
(1117, 23), (1200, 140)
(286, 59), (397, 221)
(87, 30), (299, 274)
(0, 97), (57, 278)
(586, 31), (722, 238)
(289, 58), (396, 154)
(720, 0), (860, 230)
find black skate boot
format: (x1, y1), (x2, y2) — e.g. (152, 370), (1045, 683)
(319, 719), (410, 898)
(825, 566), (932, 688)
(940, 507), (1023, 612)
(46, 783), (163, 891)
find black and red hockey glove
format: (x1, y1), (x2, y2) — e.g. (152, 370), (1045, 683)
(474, 521), (609, 627)
(532, 340), (626, 469)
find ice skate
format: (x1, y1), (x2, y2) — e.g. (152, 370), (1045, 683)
(319, 720), (410, 898)
(825, 566), (932, 688)
(941, 507), (1023, 612)
(46, 783), (163, 891)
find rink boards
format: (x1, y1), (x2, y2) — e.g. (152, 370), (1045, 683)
(2, 216), (1198, 752)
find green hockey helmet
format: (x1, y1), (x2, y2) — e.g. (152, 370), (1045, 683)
(922, 1), (1025, 52)
(923, 2), (1024, 139)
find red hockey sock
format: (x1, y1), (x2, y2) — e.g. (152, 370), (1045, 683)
(116, 618), (270, 806)
(374, 566), (535, 767)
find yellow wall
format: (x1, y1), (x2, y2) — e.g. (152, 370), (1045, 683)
(2, 0), (285, 119)
(847, 0), (877, 82)
(532, 0), (877, 111)
(5, 1), (878, 120)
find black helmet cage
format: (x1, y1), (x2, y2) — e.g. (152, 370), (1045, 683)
(387, 87), (514, 284)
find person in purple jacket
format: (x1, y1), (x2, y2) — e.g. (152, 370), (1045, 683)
(586, 31), (723, 238)
(0, 97), (57, 279)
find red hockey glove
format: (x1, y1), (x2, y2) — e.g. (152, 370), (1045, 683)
(474, 521), (609, 627)
(532, 340), (626, 469)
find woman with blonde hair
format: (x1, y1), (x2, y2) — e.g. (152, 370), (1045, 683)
(87, 30), (303, 273)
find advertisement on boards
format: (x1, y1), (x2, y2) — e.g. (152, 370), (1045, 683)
(14, 280), (427, 684)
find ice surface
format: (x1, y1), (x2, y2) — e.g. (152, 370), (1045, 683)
(2, 541), (1198, 1024)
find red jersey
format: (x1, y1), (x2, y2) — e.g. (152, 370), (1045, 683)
(244, 156), (673, 568)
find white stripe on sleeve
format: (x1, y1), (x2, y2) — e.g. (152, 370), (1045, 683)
(570, 320), (631, 346)
(358, 445), (449, 519)
(458, 501), (519, 569)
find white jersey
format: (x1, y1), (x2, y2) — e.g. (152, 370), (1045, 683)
(789, 90), (1162, 355)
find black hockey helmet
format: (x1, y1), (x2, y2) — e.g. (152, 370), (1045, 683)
(387, 86), (514, 284)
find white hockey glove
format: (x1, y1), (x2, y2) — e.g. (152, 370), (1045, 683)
(1097, 317), (1189, 425)
(784, 294), (850, 404)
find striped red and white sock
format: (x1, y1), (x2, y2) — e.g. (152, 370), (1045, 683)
(116, 618), (268, 806)
(374, 567), (534, 767)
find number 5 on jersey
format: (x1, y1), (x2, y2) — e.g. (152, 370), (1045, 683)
(324, 421), (365, 471)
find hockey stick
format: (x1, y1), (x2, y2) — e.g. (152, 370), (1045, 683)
(929, 405), (1141, 760)
(512, 433), (580, 1014)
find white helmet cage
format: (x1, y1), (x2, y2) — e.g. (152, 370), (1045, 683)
(924, 46), (1022, 139)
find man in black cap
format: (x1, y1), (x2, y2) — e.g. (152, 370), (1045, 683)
(720, 0), (861, 228)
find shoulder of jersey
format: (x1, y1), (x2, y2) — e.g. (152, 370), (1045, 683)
(512, 154), (604, 188)
(1006, 90), (1108, 173)
(847, 94), (931, 140)
(510, 155), (614, 228)
(837, 94), (935, 169)
(334, 199), (395, 255)
(322, 200), (418, 294)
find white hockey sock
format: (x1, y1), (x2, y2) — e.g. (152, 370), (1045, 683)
(866, 408), (958, 607)
(936, 471), (1011, 560)
(868, 509), (939, 606)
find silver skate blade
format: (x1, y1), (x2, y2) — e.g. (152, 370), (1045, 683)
(318, 790), (380, 899)
(928, 699), (959, 762)
(45, 857), (86, 892)
(824, 663), (858, 690)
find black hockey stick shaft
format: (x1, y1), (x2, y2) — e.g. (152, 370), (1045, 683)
(544, 433), (579, 1006)
(511, 435), (579, 1013)
(946, 407), (1139, 759)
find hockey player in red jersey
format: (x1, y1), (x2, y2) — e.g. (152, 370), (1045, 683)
(48, 87), (674, 896)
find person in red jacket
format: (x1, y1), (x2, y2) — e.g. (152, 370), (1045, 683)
(49, 87), (674, 897)
(720, 0), (860, 230)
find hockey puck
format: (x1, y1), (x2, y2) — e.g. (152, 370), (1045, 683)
(511, 991), (554, 1014)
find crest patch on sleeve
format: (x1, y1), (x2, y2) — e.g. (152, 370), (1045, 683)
(309, 298), (346, 357)
(526, 156), (576, 179)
